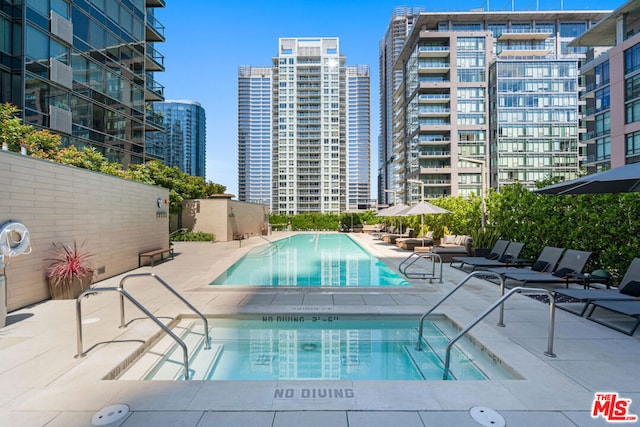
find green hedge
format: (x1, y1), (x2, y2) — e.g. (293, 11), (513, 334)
(170, 231), (215, 242)
(268, 184), (640, 284)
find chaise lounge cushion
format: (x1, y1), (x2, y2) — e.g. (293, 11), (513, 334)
(620, 280), (640, 297)
(531, 260), (549, 272)
(552, 267), (575, 278)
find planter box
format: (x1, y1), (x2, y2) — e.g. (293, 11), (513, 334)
(48, 276), (92, 300)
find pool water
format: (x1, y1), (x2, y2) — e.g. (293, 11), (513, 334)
(210, 233), (410, 287)
(118, 316), (515, 381)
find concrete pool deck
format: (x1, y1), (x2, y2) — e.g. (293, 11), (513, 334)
(0, 231), (638, 426)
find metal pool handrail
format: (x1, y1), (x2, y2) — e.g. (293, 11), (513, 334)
(119, 273), (211, 350)
(442, 286), (557, 380)
(416, 271), (504, 351)
(398, 252), (443, 283)
(75, 287), (191, 380)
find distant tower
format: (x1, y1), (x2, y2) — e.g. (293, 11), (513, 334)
(152, 101), (206, 178)
(238, 66), (272, 204)
(378, 7), (424, 205)
(346, 65), (371, 210)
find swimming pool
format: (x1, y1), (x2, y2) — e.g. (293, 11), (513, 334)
(115, 315), (516, 381)
(210, 233), (410, 287)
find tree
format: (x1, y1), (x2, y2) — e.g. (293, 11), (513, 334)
(0, 103), (61, 158)
(127, 161), (226, 214)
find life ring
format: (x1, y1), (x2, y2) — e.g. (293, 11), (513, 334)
(0, 221), (32, 257)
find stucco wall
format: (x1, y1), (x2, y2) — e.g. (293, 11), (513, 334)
(0, 151), (170, 311)
(181, 199), (269, 241)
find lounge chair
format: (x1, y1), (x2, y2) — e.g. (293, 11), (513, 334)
(383, 228), (414, 244)
(554, 258), (640, 316)
(586, 300), (640, 336)
(484, 246), (565, 277)
(396, 231), (434, 251)
(450, 239), (510, 270)
(450, 241), (525, 272)
(500, 249), (592, 288)
(430, 235), (473, 262)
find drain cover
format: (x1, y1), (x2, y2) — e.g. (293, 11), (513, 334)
(469, 406), (506, 427)
(91, 404), (129, 426)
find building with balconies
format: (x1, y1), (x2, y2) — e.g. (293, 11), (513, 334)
(240, 38), (370, 214)
(381, 9), (609, 204)
(572, 0), (640, 172)
(0, 0), (166, 167)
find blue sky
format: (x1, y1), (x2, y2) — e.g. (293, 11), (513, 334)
(156, 0), (620, 197)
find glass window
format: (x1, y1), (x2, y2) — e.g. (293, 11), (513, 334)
(26, 24), (49, 60)
(595, 87), (609, 112)
(595, 137), (611, 161)
(106, 1), (119, 23)
(626, 131), (640, 156)
(559, 22), (587, 38)
(536, 22), (555, 33)
(89, 20), (105, 49)
(51, 0), (69, 19)
(26, 0), (48, 17)
(595, 111), (610, 136)
(626, 74), (640, 101)
(50, 37), (68, 64)
(488, 23), (507, 38)
(595, 61), (610, 87)
(625, 43), (640, 75)
(457, 37), (485, 51)
(0, 15), (11, 54)
(626, 99), (640, 124)
(451, 23), (482, 31)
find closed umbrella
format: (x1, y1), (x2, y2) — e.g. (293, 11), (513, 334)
(534, 162), (640, 195)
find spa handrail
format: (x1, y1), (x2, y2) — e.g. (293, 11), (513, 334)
(442, 286), (556, 380)
(119, 273), (211, 350)
(75, 287), (191, 380)
(416, 271), (504, 351)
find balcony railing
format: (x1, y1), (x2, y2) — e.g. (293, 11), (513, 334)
(145, 44), (165, 71)
(146, 13), (165, 41)
(145, 75), (164, 100)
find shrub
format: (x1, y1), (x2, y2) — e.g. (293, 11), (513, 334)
(170, 231), (215, 242)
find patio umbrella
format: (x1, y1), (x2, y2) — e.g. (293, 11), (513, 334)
(403, 202), (451, 246)
(534, 162), (640, 195)
(375, 203), (408, 217)
(376, 204), (409, 233)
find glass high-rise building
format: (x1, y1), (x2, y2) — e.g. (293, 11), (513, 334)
(346, 65), (371, 211)
(380, 9), (609, 204)
(378, 7), (423, 206)
(0, 0), (165, 166)
(239, 38), (370, 214)
(150, 101), (206, 178)
(238, 66), (272, 204)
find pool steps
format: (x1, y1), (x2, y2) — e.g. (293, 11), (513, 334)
(119, 320), (220, 380)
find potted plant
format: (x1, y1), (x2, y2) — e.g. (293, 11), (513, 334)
(45, 241), (96, 300)
(469, 228), (500, 257)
